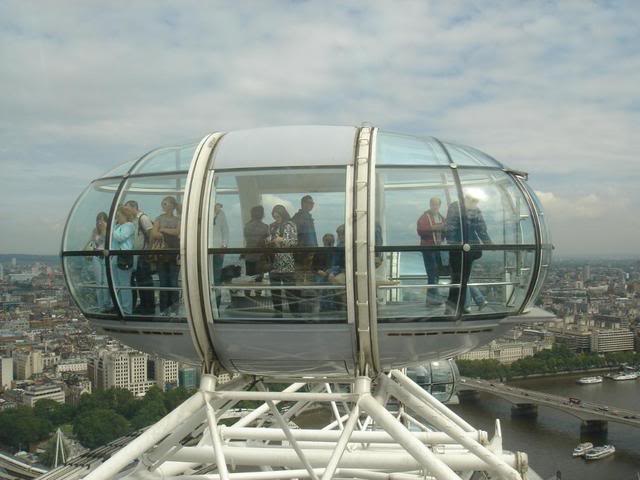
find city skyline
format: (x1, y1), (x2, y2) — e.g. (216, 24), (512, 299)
(1, 2), (639, 256)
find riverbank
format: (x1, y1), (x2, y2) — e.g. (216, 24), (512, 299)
(506, 366), (617, 381)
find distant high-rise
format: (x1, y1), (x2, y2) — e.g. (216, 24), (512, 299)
(12, 350), (43, 380)
(0, 357), (13, 389)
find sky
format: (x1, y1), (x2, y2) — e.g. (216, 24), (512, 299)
(1, 1), (639, 257)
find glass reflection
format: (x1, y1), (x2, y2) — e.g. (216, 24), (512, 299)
(116, 175), (185, 318)
(63, 256), (114, 315)
(407, 359), (459, 403)
(209, 169), (347, 322)
(457, 170), (535, 245)
(63, 180), (120, 251)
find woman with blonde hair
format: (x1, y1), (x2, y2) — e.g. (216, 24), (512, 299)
(111, 204), (137, 314)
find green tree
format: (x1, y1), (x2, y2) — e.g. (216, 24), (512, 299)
(131, 400), (167, 430)
(73, 409), (130, 449)
(34, 399), (75, 427)
(163, 386), (191, 412)
(0, 406), (53, 451)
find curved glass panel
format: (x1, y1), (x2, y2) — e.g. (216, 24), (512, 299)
(110, 174), (187, 319)
(522, 182), (552, 247)
(375, 250), (460, 321)
(464, 249), (535, 316)
(442, 142), (503, 167)
(374, 168), (462, 322)
(208, 168), (347, 322)
(100, 159), (136, 178)
(63, 179), (121, 252)
(526, 247), (552, 310)
(376, 131), (449, 166)
(375, 168), (462, 246)
(457, 170), (535, 245)
(63, 255), (115, 316)
(407, 359), (459, 403)
(211, 126), (356, 169)
(131, 143), (198, 175)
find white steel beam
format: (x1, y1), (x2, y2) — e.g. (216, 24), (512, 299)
(219, 427), (485, 445)
(169, 445), (521, 471)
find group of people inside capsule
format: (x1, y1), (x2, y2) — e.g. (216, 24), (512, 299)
(417, 191), (492, 314)
(87, 195), (181, 317)
(212, 195), (347, 316)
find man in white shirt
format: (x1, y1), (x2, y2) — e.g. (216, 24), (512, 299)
(125, 200), (155, 315)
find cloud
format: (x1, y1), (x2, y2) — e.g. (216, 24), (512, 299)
(0, 1), (639, 255)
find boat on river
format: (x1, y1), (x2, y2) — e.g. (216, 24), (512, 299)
(572, 442), (593, 457)
(611, 372), (639, 381)
(576, 376), (602, 384)
(584, 445), (615, 460)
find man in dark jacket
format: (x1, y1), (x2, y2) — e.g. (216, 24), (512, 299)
(446, 193), (492, 314)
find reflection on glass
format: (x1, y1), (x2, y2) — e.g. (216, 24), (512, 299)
(107, 253), (186, 320)
(526, 247), (552, 310)
(407, 359), (459, 403)
(63, 180), (120, 251)
(209, 168), (347, 322)
(376, 168), (461, 246)
(375, 251), (459, 322)
(465, 250), (535, 315)
(457, 170), (535, 245)
(64, 256), (114, 315)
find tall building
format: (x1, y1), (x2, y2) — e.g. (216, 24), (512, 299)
(89, 350), (154, 397)
(13, 350), (43, 380)
(591, 328), (635, 353)
(0, 357), (13, 389)
(149, 356), (179, 391)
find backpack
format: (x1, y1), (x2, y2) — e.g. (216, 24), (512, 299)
(133, 214), (150, 250)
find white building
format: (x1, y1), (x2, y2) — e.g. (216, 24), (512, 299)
(457, 340), (549, 364)
(0, 357), (13, 389)
(591, 328), (635, 353)
(56, 358), (88, 374)
(89, 350), (154, 397)
(20, 384), (65, 407)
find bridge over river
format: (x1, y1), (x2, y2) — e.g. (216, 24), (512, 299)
(458, 377), (640, 431)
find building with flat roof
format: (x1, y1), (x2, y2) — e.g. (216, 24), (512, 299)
(20, 383), (65, 407)
(591, 328), (635, 353)
(89, 349), (154, 397)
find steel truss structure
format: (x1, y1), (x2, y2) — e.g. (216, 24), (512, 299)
(81, 370), (533, 480)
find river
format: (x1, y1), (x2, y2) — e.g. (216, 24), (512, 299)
(450, 374), (640, 479)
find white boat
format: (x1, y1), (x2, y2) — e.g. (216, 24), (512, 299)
(611, 372), (639, 381)
(584, 445), (615, 460)
(576, 376), (602, 384)
(572, 442), (593, 457)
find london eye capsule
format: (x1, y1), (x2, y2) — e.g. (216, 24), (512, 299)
(61, 125), (553, 377)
